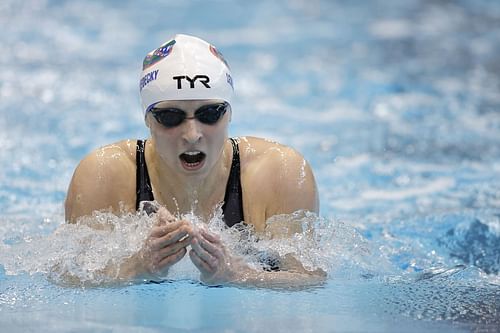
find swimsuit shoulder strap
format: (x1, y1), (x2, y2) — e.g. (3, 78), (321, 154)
(136, 139), (155, 211)
(222, 138), (245, 227)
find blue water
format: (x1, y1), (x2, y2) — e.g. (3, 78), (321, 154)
(1, 0), (499, 332)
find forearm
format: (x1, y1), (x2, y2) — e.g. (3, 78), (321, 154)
(229, 265), (327, 289)
(67, 250), (155, 285)
(109, 253), (155, 282)
(49, 255), (152, 287)
(106, 250), (178, 284)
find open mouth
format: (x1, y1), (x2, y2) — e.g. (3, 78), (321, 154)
(179, 151), (206, 170)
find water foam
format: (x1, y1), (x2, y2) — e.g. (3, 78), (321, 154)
(1, 205), (497, 291)
(0, 207), (390, 286)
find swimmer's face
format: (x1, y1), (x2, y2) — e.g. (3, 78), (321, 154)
(146, 99), (230, 177)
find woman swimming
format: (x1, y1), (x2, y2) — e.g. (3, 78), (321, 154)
(65, 34), (323, 287)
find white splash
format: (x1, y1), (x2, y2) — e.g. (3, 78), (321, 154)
(0, 207), (389, 286)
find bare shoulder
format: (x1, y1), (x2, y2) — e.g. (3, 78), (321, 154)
(238, 136), (309, 175)
(237, 136), (319, 228)
(65, 139), (138, 222)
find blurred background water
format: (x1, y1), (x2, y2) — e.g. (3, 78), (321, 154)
(0, 0), (499, 332)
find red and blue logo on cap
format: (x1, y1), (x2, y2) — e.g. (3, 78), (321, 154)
(209, 45), (230, 70)
(143, 39), (176, 70)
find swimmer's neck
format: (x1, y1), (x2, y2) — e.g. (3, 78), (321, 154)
(146, 139), (232, 216)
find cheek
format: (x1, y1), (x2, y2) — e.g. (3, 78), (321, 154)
(209, 127), (229, 160)
(150, 121), (178, 141)
(207, 123), (228, 145)
(214, 117), (230, 138)
(150, 126), (180, 159)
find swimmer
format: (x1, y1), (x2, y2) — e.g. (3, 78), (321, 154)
(65, 34), (324, 287)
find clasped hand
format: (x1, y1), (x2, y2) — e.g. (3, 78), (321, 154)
(138, 207), (239, 285)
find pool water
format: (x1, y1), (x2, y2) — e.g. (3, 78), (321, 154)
(1, 0), (499, 332)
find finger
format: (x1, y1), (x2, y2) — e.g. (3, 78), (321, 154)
(150, 222), (193, 246)
(156, 236), (191, 261)
(191, 237), (217, 268)
(156, 247), (187, 271)
(200, 229), (221, 244)
(197, 235), (224, 260)
(151, 227), (192, 251)
(150, 220), (189, 237)
(189, 249), (214, 273)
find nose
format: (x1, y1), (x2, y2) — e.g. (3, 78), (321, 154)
(181, 118), (202, 144)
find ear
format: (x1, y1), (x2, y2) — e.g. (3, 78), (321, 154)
(228, 105), (232, 122)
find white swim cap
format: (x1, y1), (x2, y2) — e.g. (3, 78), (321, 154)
(139, 34), (234, 115)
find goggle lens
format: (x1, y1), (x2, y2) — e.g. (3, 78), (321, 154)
(150, 102), (229, 128)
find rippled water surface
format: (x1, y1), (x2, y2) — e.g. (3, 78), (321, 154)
(1, 0), (499, 332)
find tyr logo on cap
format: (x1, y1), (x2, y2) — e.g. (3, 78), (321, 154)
(173, 75), (211, 89)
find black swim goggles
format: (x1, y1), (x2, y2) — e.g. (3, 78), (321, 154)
(149, 102), (229, 128)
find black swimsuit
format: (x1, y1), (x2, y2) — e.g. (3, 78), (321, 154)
(136, 139), (280, 271)
(135, 138), (244, 227)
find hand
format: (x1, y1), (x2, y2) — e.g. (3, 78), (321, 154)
(136, 208), (193, 279)
(189, 227), (242, 285)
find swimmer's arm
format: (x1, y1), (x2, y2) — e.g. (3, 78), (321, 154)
(190, 228), (326, 289)
(65, 148), (135, 223)
(230, 255), (327, 289)
(230, 148), (324, 288)
(263, 147), (319, 233)
(60, 151), (142, 284)
(53, 210), (193, 286)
